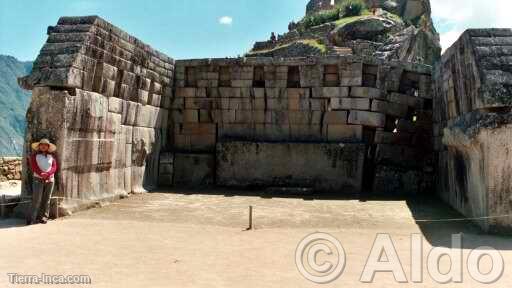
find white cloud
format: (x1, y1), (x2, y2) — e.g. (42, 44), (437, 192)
(219, 16), (233, 25)
(431, 0), (512, 51)
(439, 29), (464, 52)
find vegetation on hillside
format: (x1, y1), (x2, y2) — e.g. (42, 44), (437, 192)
(247, 39), (327, 56)
(295, 0), (369, 32)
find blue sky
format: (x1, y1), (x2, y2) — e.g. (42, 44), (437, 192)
(0, 0), (510, 61)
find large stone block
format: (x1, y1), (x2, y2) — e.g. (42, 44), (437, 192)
(350, 87), (383, 99)
(330, 98), (370, 111)
(348, 110), (386, 128)
(289, 124), (323, 142)
(173, 153), (215, 187)
(374, 144), (420, 168)
(340, 62), (363, 86)
(158, 153), (174, 187)
(387, 92), (423, 108)
(439, 111), (512, 233)
(313, 87), (349, 98)
(254, 124), (289, 141)
(371, 100), (408, 118)
(66, 90), (108, 132)
(373, 165), (421, 195)
(216, 142), (365, 192)
(326, 124), (363, 142)
(323, 111), (348, 124)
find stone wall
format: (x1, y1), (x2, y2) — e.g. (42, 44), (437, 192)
(18, 16), (173, 215)
(165, 56), (434, 194)
(306, 0), (336, 16)
(433, 29), (512, 233)
(0, 157), (22, 182)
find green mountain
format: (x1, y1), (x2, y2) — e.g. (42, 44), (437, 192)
(0, 55), (32, 156)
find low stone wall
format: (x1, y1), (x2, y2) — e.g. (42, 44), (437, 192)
(0, 157), (22, 182)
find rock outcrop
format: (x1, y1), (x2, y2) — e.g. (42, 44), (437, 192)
(252, 0), (440, 65)
(434, 29), (512, 233)
(329, 16), (403, 43)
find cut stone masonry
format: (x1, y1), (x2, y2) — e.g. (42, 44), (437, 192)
(16, 16), (512, 233)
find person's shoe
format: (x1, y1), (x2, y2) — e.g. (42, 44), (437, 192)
(39, 219), (48, 224)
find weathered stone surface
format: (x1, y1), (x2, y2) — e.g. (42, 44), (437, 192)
(331, 98), (370, 110)
(326, 124), (363, 142)
(158, 153), (174, 187)
(372, 165), (421, 195)
(371, 99), (408, 117)
(436, 29), (512, 118)
(216, 142), (365, 192)
(173, 153), (215, 187)
(434, 30), (512, 233)
(439, 111), (512, 233)
(18, 16), (172, 216)
(350, 87), (383, 99)
(348, 110), (386, 127)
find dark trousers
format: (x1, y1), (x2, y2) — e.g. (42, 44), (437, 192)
(29, 178), (54, 223)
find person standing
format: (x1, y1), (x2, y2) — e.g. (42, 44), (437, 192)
(28, 139), (58, 225)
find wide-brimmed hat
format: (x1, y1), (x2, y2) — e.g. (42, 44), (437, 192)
(31, 139), (57, 153)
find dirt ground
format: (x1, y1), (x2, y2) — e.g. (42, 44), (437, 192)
(0, 188), (511, 288)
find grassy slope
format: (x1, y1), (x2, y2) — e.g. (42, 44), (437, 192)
(247, 39), (327, 56)
(0, 55), (32, 156)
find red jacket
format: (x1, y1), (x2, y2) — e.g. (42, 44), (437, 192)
(30, 153), (58, 180)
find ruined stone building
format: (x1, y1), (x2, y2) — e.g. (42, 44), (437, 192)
(16, 14), (512, 234)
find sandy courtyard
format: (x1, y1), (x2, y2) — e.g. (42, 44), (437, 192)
(0, 189), (511, 288)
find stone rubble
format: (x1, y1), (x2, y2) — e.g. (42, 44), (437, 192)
(0, 157), (22, 183)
